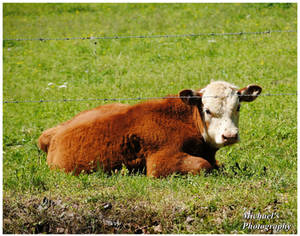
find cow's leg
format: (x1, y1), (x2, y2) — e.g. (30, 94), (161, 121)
(146, 150), (214, 177)
(179, 155), (214, 174)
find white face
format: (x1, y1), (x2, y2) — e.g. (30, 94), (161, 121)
(200, 81), (241, 148)
(180, 81), (262, 149)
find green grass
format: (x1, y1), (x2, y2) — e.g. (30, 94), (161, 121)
(3, 3), (297, 234)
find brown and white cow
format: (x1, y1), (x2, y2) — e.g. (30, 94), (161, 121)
(38, 81), (262, 177)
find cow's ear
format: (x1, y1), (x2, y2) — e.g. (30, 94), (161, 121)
(179, 89), (202, 105)
(238, 84), (262, 102)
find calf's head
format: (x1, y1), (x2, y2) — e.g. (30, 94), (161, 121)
(180, 81), (262, 148)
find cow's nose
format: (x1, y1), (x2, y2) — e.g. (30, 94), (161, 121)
(222, 133), (238, 142)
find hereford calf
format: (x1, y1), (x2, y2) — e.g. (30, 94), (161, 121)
(38, 81), (262, 177)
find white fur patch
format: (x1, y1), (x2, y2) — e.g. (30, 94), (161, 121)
(199, 81), (240, 148)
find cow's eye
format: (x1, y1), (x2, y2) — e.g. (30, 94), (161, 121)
(205, 109), (211, 115)
(237, 104), (241, 112)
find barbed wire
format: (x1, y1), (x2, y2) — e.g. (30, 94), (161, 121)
(3, 30), (297, 104)
(3, 30), (296, 42)
(3, 93), (297, 104)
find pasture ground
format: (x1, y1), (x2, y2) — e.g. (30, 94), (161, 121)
(3, 3), (297, 233)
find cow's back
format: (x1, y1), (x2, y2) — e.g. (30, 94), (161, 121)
(62, 103), (129, 128)
(39, 103), (128, 153)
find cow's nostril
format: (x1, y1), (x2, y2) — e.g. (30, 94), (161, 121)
(222, 133), (238, 141)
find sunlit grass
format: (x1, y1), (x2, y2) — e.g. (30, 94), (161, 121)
(3, 3), (297, 234)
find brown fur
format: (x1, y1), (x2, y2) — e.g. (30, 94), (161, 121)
(38, 103), (128, 153)
(39, 97), (220, 177)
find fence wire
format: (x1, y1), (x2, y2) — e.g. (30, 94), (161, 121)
(3, 29), (297, 105)
(3, 30), (296, 42)
(3, 93), (297, 104)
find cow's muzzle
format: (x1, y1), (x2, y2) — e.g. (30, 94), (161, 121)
(222, 133), (239, 145)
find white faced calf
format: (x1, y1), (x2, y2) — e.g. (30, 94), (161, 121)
(39, 80), (262, 177)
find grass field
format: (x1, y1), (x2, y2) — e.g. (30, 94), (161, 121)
(3, 3), (297, 234)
